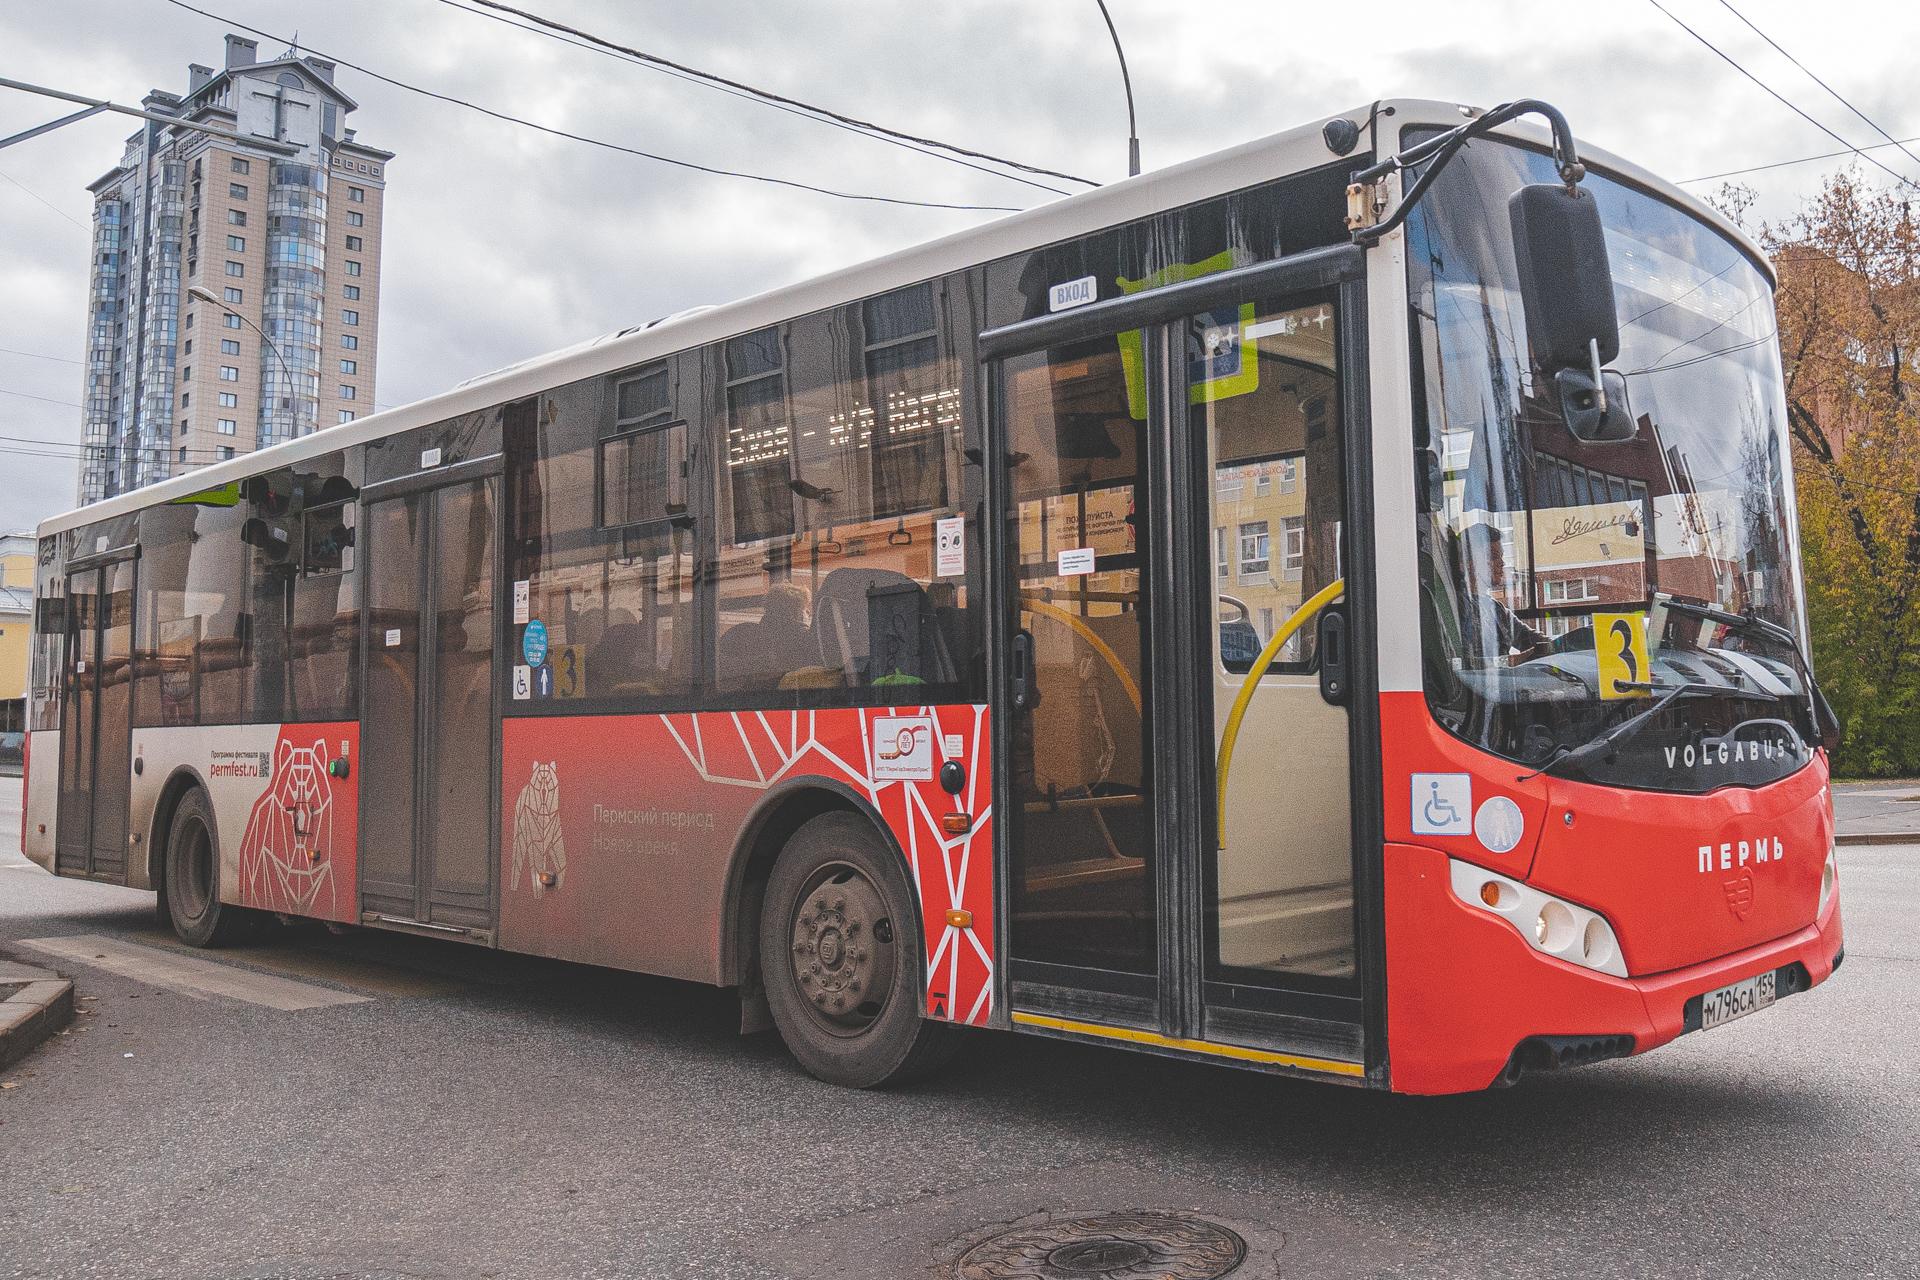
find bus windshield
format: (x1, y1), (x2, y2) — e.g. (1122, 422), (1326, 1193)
(1407, 139), (1814, 792)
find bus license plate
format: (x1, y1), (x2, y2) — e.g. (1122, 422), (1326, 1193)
(1700, 971), (1777, 1031)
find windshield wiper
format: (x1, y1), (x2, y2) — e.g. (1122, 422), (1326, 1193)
(1660, 598), (1839, 749)
(1520, 682), (1724, 781)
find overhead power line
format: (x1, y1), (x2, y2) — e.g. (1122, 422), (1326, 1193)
(0, 386), (82, 409)
(1644, 0), (1918, 193)
(449, 0), (1095, 190)
(1681, 132), (1920, 184)
(1716, 1), (1920, 178)
(157, 0), (1024, 213)
(427, 0), (1066, 198)
(0, 345), (82, 365)
(0, 166), (87, 228)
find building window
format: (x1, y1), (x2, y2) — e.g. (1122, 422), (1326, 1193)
(230, 157), (250, 174)
(183, 339), (192, 355)
(1280, 515), (1306, 578)
(224, 261), (243, 278)
(345, 235), (362, 251)
(179, 418), (188, 436)
(227, 234), (244, 251)
(229, 183), (247, 199)
(178, 446), (188, 462)
(1214, 526), (1228, 580)
(218, 392), (237, 408)
(223, 287), (242, 304)
(341, 334), (358, 350)
(339, 385), (356, 400)
(219, 446), (234, 459)
(219, 366), (239, 382)
(1278, 456), (1298, 494)
(180, 391), (190, 406)
(347, 210), (363, 227)
(1237, 520), (1270, 579)
(345, 260), (361, 277)
(228, 209), (246, 226)
(224, 314), (242, 329)
(217, 418), (237, 435)
(342, 310), (358, 326)
(182, 365), (191, 380)
(338, 410), (355, 423)
(184, 312), (194, 328)
(340, 358), (356, 374)
(220, 339), (240, 355)
(343, 285), (360, 300)
(347, 185), (365, 203)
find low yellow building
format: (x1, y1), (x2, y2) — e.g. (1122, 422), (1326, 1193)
(1, 533), (34, 732)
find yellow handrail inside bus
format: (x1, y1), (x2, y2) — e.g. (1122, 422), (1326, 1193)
(1019, 594), (1143, 715)
(1215, 577), (1345, 848)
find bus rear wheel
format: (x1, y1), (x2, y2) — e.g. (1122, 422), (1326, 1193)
(164, 788), (247, 948)
(759, 812), (959, 1088)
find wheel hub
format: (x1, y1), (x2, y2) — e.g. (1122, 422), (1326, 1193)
(789, 866), (895, 1032)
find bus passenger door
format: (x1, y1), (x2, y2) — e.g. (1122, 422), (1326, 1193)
(989, 267), (1374, 1078)
(1184, 290), (1367, 1071)
(56, 555), (135, 881)
(359, 471), (501, 936)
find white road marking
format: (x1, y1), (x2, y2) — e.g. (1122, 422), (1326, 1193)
(16, 934), (372, 1011)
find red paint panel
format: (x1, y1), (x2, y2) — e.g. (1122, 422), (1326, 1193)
(500, 705), (995, 1025)
(1378, 690), (1552, 878)
(1383, 840), (1845, 1094)
(1378, 690), (1834, 975)
(1534, 758), (1830, 974)
(233, 723), (359, 925)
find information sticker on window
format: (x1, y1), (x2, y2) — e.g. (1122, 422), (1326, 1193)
(936, 516), (965, 577)
(1058, 547), (1096, 576)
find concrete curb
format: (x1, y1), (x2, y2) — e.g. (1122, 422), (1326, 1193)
(0, 958), (75, 1072)
(1836, 832), (1917, 847)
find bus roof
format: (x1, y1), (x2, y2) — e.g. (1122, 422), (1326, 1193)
(38, 98), (1765, 540)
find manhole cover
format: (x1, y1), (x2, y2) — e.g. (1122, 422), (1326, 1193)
(954, 1211), (1247, 1279)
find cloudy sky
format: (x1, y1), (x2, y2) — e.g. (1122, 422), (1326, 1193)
(2, 0), (1916, 532)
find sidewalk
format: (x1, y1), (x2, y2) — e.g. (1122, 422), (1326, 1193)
(0, 957), (75, 1071)
(1834, 779), (1920, 845)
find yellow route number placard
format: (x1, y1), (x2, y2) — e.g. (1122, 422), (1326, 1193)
(1593, 611), (1651, 700)
(551, 644), (588, 699)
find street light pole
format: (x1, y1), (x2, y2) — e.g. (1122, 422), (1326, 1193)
(187, 284), (304, 444)
(1093, 0), (1141, 177)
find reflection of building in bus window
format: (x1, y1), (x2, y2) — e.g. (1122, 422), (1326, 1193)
(1456, 523), (1551, 663)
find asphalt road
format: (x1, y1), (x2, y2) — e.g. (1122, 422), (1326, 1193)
(1, 780), (1915, 1280)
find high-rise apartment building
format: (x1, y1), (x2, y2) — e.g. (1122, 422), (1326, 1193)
(78, 34), (392, 504)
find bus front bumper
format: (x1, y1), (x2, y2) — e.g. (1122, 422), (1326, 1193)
(1382, 843), (1845, 1095)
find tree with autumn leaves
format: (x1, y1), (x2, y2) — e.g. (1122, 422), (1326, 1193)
(1732, 173), (1920, 774)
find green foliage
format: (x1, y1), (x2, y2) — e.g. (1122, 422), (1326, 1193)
(1757, 173), (1920, 775)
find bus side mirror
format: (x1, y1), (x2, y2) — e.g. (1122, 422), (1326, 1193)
(1509, 183), (1635, 443)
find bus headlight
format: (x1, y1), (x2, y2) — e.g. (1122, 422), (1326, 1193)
(1819, 844), (1838, 918)
(1449, 859), (1627, 977)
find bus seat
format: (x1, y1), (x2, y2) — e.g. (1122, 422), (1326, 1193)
(812, 567), (954, 686)
(594, 622), (654, 696)
(716, 621), (766, 691)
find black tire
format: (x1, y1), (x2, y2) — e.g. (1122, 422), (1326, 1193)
(759, 811), (961, 1088)
(163, 788), (248, 948)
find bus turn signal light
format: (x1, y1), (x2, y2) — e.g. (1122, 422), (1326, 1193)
(945, 909), (973, 929)
(1449, 859), (1627, 977)
(941, 812), (972, 834)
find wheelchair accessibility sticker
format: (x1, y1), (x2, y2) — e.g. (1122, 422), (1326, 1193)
(1411, 772), (1472, 836)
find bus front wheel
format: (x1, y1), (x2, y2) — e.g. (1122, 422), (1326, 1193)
(163, 788), (248, 948)
(759, 811), (960, 1088)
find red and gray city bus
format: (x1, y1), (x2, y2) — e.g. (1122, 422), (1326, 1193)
(22, 99), (1845, 1092)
